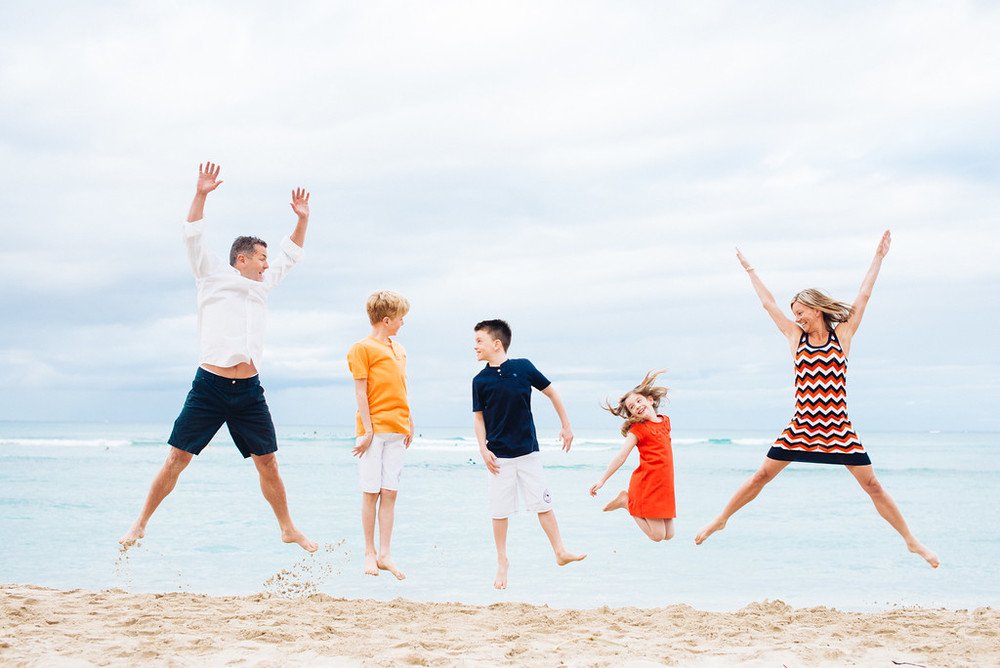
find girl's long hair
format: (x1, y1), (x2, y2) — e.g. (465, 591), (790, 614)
(791, 288), (855, 331)
(603, 370), (669, 436)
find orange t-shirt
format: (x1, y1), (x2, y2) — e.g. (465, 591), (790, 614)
(347, 337), (410, 436)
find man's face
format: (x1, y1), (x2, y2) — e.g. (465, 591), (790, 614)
(237, 244), (269, 281)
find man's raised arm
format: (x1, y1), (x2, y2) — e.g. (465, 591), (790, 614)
(288, 187), (310, 247)
(187, 162), (224, 223)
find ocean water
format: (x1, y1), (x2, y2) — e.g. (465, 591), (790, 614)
(1, 421), (996, 612)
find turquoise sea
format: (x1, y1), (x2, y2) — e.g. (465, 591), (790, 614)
(1, 421), (996, 612)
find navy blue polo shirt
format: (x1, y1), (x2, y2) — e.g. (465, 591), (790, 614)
(472, 358), (551, 458)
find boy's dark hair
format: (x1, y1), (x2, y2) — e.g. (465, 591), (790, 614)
(230, 236), (268, 266)
(475, 319), (512, 352)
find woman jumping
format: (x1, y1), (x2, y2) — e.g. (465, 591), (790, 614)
(694, 231), (939, 568)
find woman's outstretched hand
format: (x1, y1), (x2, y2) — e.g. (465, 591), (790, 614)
(875, 230), (891, 259)
(736, 247), (753, 272)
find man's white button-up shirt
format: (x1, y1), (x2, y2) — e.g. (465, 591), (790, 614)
(183, 220), (303, 369)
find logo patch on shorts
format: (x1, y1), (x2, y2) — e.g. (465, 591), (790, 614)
(543, 489), (552, 504)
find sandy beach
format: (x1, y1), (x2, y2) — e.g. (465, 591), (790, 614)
(1, 584), (996, 666)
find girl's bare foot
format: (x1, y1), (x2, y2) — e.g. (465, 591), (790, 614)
(907, 539), (940, 568)
(494, 557), (509, 590)
(363, 551), (380, 576)
(282, 529), (318, 553)
(694, 518), (727, 545)
(377, 555), (406, 580)
(555, 551), (586, 566)
(603, 490), (628, 512)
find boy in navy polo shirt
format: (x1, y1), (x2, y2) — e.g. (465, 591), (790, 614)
(472, 319), (586, 590)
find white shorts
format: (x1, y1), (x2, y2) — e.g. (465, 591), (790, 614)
(488, 451), (553, 519)
(358, 433), (407, 493)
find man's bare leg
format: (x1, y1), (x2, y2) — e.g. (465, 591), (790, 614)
(847, 465), (940, 568)
(492, 517), (510, 589)
(537, 509), (586, 566)
(361, 492), (380, 575)
(252, 453), (317, 553)
(695, 458), (790, 545)
(119, 446), (193, 546)
(375, 488), (405, 580)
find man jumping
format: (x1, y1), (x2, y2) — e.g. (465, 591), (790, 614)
(119, 162), (317, 552)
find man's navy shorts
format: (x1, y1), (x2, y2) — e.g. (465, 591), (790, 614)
(168, 367), (278, 458)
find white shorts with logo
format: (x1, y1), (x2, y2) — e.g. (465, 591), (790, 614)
(358, 432), (407, 493)
(488, 451), (553, 519)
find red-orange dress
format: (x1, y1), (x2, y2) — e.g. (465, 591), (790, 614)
(626, 415), (676, 519)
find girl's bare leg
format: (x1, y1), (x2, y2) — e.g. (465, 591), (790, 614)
(603, 490), (628, 512)
(695, 458), (790, 544)
(846, 465), (939, 568)
(633, 517), (675, 542)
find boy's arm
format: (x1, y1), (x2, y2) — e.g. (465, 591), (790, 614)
(351, 379), (374, 457)
(540, 385), (573, 452)
(590, 432), (638, 496)
(473, 411), (499, 475)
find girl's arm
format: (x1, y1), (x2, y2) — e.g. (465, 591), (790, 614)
(590, 432), (638, 496)
(836, 230), (890, 354)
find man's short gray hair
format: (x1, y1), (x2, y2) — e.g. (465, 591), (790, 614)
(229, 236), (267, 266)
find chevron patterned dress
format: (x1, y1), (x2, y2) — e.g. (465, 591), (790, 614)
(767, 330), (872, 466)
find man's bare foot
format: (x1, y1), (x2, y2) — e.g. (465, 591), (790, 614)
(281, 529), (318, 553)
(377, 555), (406, 580)
(119, 524), (145, 547)
(555, 551), (586, 566)
(603, 490), (628, 512)
(907, 539), (940, 568)
(364, 552), (379, 576)
(494, 557), (509, 589)
(694, 518), (727, 545)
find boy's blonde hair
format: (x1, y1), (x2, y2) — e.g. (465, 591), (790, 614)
(366, 290), (410, 325)
(603, 370), (669, 436)
(791, 288), (855, 332)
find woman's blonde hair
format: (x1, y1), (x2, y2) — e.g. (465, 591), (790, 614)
(791, 288), (855, 331)
(603, 370), (669, 436)
(366, 290), (410, 325)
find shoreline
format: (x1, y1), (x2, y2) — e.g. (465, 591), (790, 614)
(2, 584), (997, 666)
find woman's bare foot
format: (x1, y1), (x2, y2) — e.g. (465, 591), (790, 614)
(603, 490), (628, 512)
(555, 551), (586, 566)
(494, 557), (509, 589)
(694, 518), (727, 545)
(377, 555), (406, 580)
(363, 551), (379, 576)
(907, 539), (940, 568)
(119, 524), (145, 547)
(281, 529), (318, 553)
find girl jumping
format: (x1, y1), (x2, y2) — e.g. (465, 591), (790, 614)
(590, 370), (676, 542)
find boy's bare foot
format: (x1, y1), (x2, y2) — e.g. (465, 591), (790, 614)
(555, 551), (586, 566)
(603, 490), (628, 512)
(377, 555), (406, 580)
(907, 539), (940, 568)
(494, 557), (509, 590)
(694, 518), (727, 545)
(364, 552), (379, 576)
(282, 529), (318, 553)
(119, 524), (145, 547)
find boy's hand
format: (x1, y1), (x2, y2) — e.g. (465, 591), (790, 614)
(589, 481), (603, 497)
(559, 427), (574, 452)
(352, 432), (374, 457)
(404, 418), (414, 447)
(480, 447), (500, 475)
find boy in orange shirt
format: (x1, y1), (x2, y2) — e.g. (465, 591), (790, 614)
(347, 290), (413, 580)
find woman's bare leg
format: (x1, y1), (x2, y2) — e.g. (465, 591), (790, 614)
(695, 458), (790, 544)
(846, 465), (939, 568)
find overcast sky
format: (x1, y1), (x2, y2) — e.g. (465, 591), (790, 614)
(1, 1), (997, 433)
